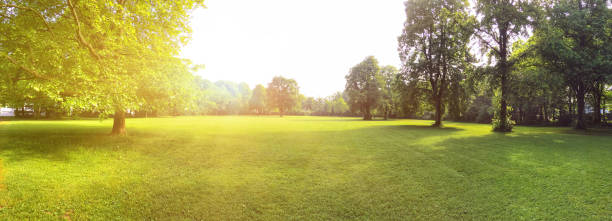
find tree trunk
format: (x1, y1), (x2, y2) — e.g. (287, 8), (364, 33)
(568, 92), (573, 121)
(543, 105), (549, 123)
(384, 106), (389, 120)
(111, 110), (127, 135)
(494, 28), (511, 132)
(433, 95), (443, 127)
(575, 88), (587, 130)
(363, 105), (372, 120)
(34, 106), (40, 119)
(592, 82), (602, 126)
(603, 94), (607, 126)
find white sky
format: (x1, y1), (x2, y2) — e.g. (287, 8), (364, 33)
(180, 0), (406, 97)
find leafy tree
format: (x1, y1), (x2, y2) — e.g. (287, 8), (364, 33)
(345, 56), (382, 120)
(302, 97), (315, 114)
(379, 65), (399, 120)
(506, 39), (566, 125)
(238, 83), (252, 114)
(398, 0), (474, 127)
(536, 0), (611, 129)
(0, 0), (204, 135)
(249, 84), (267, 115)
(474, 0), (539, 131)
(266, 76), (299, 117)
(329, 92), (349, 115)
(192, 77), (218, 115)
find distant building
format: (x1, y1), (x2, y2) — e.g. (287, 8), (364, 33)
(0, 107), (15, 117)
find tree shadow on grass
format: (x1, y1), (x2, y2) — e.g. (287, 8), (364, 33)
(287, 117), (400, 122)
(557, 127), (612, 136)
(0, 122), (201, 163)
(383, 124), (464, 132)
(0, 123), (128, 162)
(368, 130), (612, 220)
(4, 119), (610, 219)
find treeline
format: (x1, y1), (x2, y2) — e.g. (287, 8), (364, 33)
(389, 0), (612, 131)
(188, 77), (353, 117)
(1, 0), (610, 134)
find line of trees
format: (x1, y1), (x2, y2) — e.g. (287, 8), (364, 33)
(393, 0), (611, 131)
(1, 0), (610, 134)
(188, 76), (353, 117)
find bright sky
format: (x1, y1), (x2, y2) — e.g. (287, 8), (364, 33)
(180, 0), (406, 98)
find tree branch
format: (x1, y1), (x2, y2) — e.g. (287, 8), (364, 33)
(0, 4), (53, 35)
(473, 31), (501, 56)
(1, 53), (51, 80)
(66, 0), (101, 60)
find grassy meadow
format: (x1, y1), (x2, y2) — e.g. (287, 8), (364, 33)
(0, 116), (611, 220)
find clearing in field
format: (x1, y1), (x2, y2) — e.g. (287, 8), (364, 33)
(0, 116), (610, 220)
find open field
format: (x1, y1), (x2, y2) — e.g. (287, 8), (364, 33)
(0, 116), (611, 220)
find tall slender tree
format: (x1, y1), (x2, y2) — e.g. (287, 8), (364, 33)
(398, 0), (474, 127)
(250, 84), (267, 115)
(474, 0), (539, 131)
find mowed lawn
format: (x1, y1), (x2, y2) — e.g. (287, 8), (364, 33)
(0, 116), (610, 220)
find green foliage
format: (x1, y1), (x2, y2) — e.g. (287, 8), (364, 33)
(464, 95), (494, 123)
(492, 89), (515, 131)
(535, 0), (612, 129)
(266, 76), (299, 116)
(474, 0), (540, 132)
(0, 0), (204, 131)
(249, 84), (267, 114)
(379, 65), (400, 119)
(192, 79), (253, 115)
(345, 56), (383, 120)
(398, 0), (474, 126)
(328, 92), (349, 115)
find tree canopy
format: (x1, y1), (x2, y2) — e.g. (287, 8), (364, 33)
(345, 56), (383, 120)
(0, 0), (204, 134)
(399, 0), (474, 127)
(266, 76), (299, 117)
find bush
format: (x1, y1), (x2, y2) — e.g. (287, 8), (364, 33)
(464, 95), (492, 123)
(476, 106), (492, 123)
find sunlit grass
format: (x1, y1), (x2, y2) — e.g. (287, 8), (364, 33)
(0, 116), (610, 219)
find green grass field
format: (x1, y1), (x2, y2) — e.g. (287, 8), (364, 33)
(0, 116), (610, 220)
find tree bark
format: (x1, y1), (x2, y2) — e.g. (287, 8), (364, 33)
(543, 105), (549, 123)
(494, 27), (511, 132)
(34, 106), (40, 119)
(592, 82), (602, 126)
(568, 92), (573, 121)
(575, 87), (587, 130)
(433, 95), (443, 127)
(363, 104), (372, 120)
(603, 95), (608, 126)
(384, 106), (389, 120)
(111, 109), (127, 135)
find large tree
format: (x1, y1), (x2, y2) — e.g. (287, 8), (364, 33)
(249, 84), (267, 115)
(536, 0), (611, 129)
(474, 0), (539, 132)
(345, 56), (382, 120)
(398, 0), (474, 127)
(266, 76), (299, 117)
(0, 0), (204, 135)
